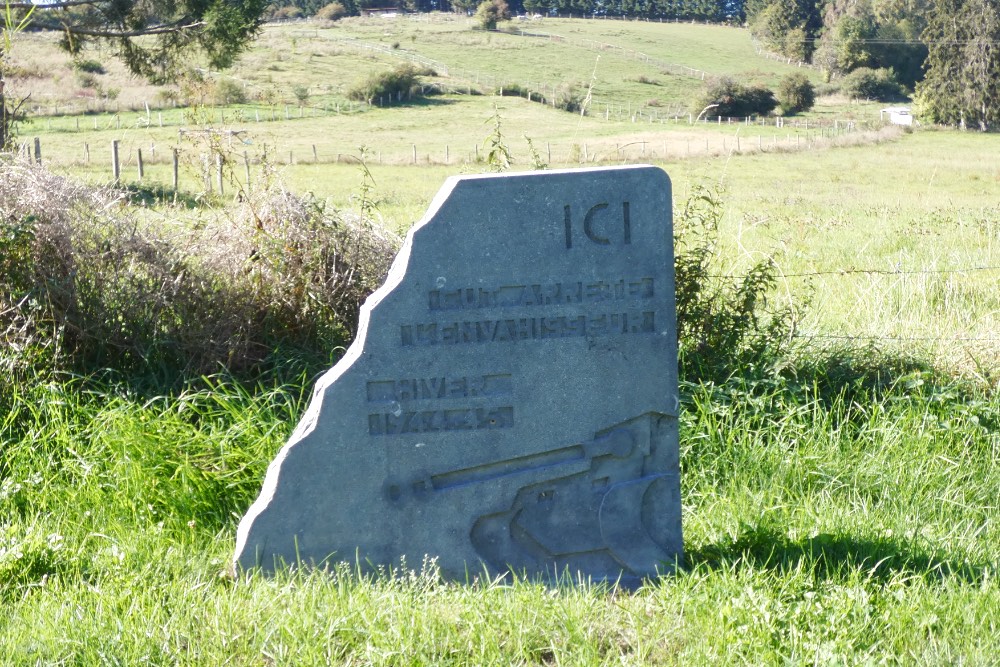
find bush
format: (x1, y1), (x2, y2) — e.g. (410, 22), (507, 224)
(842, 67), (905, 101)
(72, 59), (106, 75)
(315, 1), (347, 21)
(475, 0), (511, 30)
(75, 72), (98, 89)
(347, 64), (430, 104)
(776, 73), (815, 115)
(270, 5), (302, 19)
(693, 77), (777, 119)
(0, 156), (400, 384)
(674, 185), (799, 382)
(213, 78), (248, 105)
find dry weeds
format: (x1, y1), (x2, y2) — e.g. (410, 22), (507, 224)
(0, 155), (400, 382)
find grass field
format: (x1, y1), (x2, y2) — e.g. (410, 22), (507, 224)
(3, 14), (1000, 665)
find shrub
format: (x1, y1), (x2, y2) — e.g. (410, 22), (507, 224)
(693, 77), (777, 118)
(156, 88), (180, 105)
(631, 75), (660, 85)
(72, 59), (106, 75)
(776, 73), (816, 115)
(213, 78), (248, 105)
(814, 81), (841, 97)
(0, 156), (400, 384)
(475, 0), (511, 30)
(270, 5), (302, 19)
(315, 1), (347, 21)
(674, 185), (799, 382)
(75, 71), (98, 89)
(550, 83), (586, 113)
(842, 67), (905, 101)
(347, 64), (428, 104)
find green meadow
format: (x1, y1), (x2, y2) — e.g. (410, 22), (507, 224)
(2, 15), (999, 665)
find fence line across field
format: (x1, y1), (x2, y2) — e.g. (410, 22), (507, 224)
(22, 118), (868, 180)
(709, 265), (1000, 279)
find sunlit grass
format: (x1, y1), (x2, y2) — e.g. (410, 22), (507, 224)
(2, 372), (998, 663)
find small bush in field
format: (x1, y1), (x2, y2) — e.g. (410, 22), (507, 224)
(72, 59), (106, 75)
(842, 67), (905, 101)
(777, 73), (815, 115)
(347, 64), (431, 104)
(214, 78), (248, 105)
(315, 1), (348, 21)
(475, 0), (511, 30)
(692, 76), (777, 118)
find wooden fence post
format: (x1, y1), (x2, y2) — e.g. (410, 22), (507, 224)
(201, 154), (211, 193)
(172, 149), (179, 190)
(216, 154), (224, 195)
(111, 140), (120, 183)
(137, 148), (144, 180)
(33, 137), (41, 164)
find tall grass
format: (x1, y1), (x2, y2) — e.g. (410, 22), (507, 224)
(0, 156), (399, 388)
(2, 368), (998, 663)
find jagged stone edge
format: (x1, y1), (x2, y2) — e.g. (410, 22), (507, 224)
(232, 177), (460, 569)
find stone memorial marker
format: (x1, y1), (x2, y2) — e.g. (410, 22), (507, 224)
(234, 165), (682, 585)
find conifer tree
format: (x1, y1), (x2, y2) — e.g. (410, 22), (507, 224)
(917, 0), (1000, 129)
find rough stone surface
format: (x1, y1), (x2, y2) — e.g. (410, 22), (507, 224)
(234, 165), (682, 585)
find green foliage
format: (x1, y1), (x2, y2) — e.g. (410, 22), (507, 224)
(523, 134), (547, 170)
(3, 338), (1000, 663)
(776, 72), (815, 115)
(346, 64), (430, 105)
(71, 58), (105, 74)
(842, 66), (905, 101)
(475, 0), (511, 31)
(747, 0), (822, 62)
(673, 185), (799, 383)
(292, 84), (310, 106)
(831, 14), (877, 72)
(213, 77), (248, 105)
(693, 76), (777, 118)
(482, 103), (512, 172)
(917, 0), (1000, 130)
(29, 0), (268, 84)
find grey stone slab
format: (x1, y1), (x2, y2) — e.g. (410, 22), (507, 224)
(234, 165), (682, 586)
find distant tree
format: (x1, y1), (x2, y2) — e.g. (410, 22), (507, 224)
(917, 0), (1000, 130)
(475, 0), (511, 28)
(813, 0), (927, 88)
(776, 72), (815, 114)
(1, 0), (266, 148)
(747, 0), (822, 61)
(842, 66), (905, 101)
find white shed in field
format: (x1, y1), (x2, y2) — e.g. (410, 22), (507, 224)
(881, 107), (913, 126)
